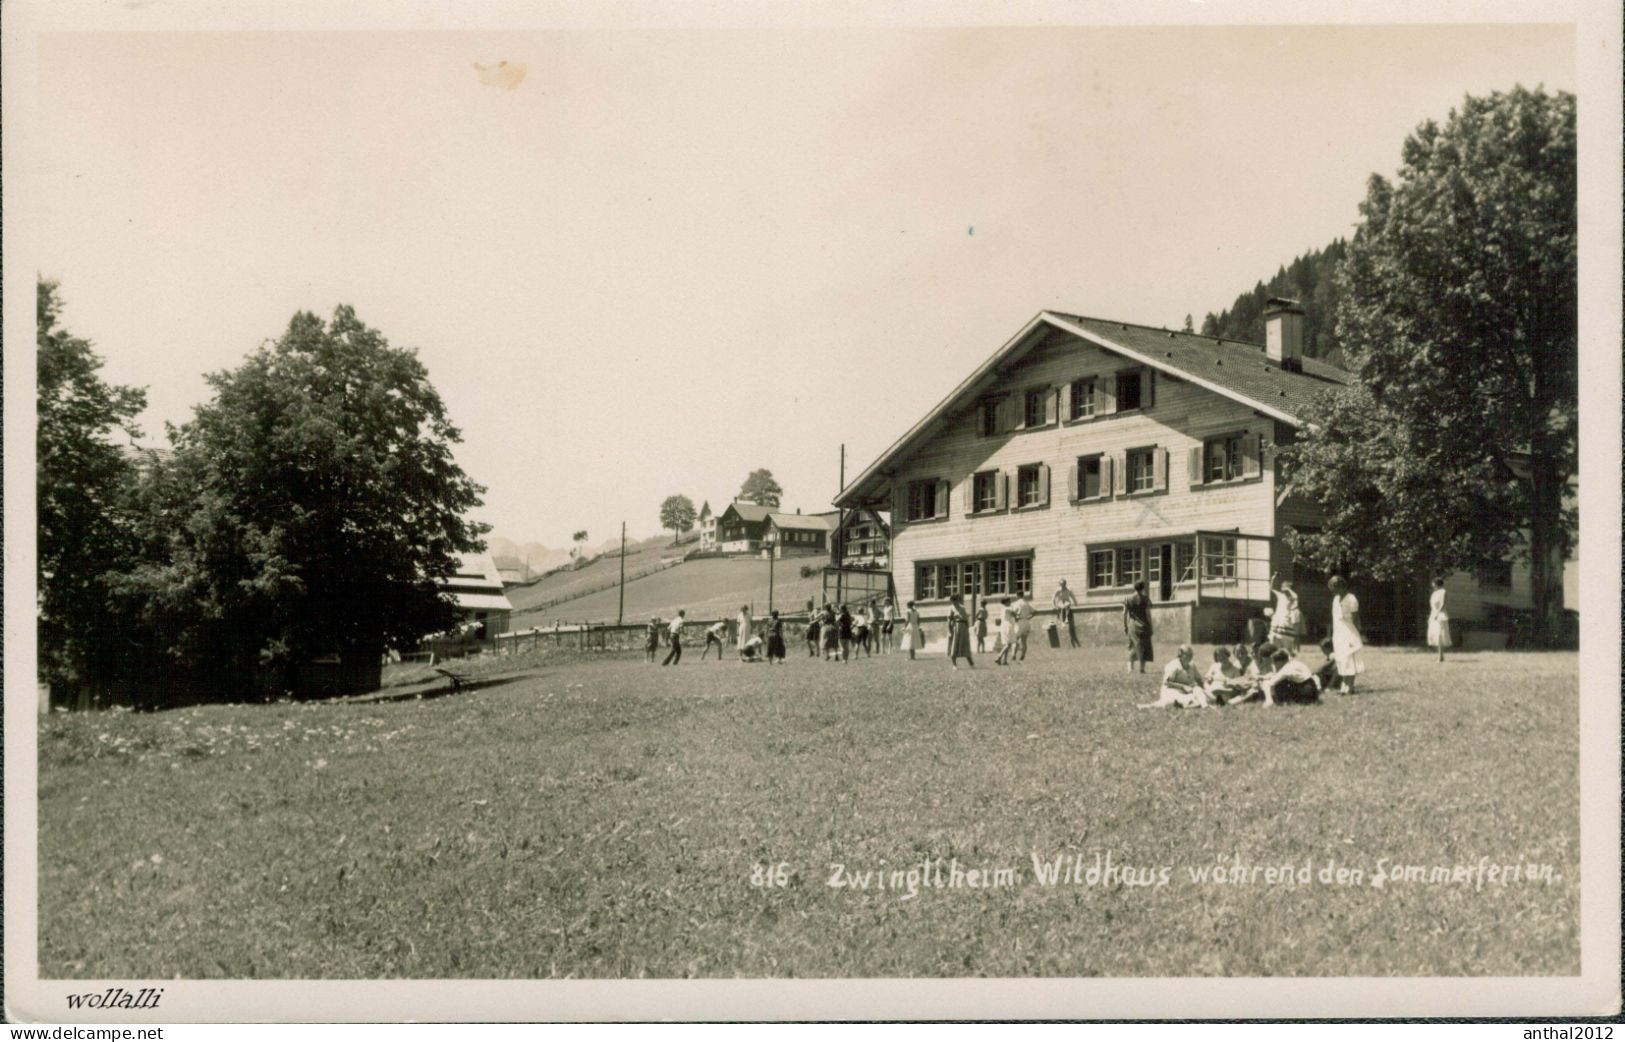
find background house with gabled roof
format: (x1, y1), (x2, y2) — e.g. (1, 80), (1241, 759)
(833, 300), (1537, 644)
(697, 500), (718, 552)
(764, 510), (839, 558)
(439, 552), (514, 639)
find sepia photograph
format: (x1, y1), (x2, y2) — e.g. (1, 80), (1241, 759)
(4, 0), (1620, 1024)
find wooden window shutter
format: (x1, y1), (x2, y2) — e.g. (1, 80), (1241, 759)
(1099, 456), (1113, 500)
(1113, 453), (1127, 496)
(1099, 373), (1117, 415)
(1154, 447), (1168, 491)
(998, 395), (1015, 433)
(1067, 460), (1080, 502)
(1188, 446), (1205, 487)
(1242, 433), (1262, 478)
(1065, 381), (1077, 419)
(1038, 463), (1051, 505)
(963, 477), (975, 514)
(1045, 388), (1059, 425)
(994, 471), (1008, 510)
(1145, 368), (1156, 408)
(894, 483), (908, 522)
(934, 479), (950, 519)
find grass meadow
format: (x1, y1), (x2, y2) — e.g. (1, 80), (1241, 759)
(38, 644), (1578, 978)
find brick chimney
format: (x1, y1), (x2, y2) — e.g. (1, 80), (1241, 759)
(1264, 297), (1304, 371)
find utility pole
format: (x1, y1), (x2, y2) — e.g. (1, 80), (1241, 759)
(617, 521), (626, 626)
(836, 443), (846, 567)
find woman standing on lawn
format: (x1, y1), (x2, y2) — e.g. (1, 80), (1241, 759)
(1426, 577), (1451, 663)
(822, 603), (841, 662)
(946, 593), (976, 670)
(904, 600), (923, 660)
(1328, 575), (1365, 694)
(806, 608), (821, 657)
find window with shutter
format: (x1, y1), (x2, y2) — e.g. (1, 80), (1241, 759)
(972, 471), (1000, 513)
(1187, 446), (1205, 488)
(994, 471), (1008, 510)
(1153, 448), (1168, 492)
(1126, 447), (1157, 493)
(1116, 370), (1143, 411)
(1241, 434), (1263, 478)
(933, 480), (949, 519)
(1070, 378), (1096, 421)
(1098, 374), (1117, 415)
(1038, 463), (1050, 505)
(1044, 388), (1059, 425)
(1016, 464), (1044, 508)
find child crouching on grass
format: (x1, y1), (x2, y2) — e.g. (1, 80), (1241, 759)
(1138, 644), (1214, 709)
(1313, 638), (1339, 693)
(1257, 647), (1321, 705)
(1203, 646), (1247, 705)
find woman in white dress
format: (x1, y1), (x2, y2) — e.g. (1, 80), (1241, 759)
(1327, 575), (1364, 694)
(1426, 577), (1451, 663)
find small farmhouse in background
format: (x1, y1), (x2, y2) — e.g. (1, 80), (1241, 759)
(698, 501), (717, 552)
(834, 300), (1539, 644)
(764, 510), (839, 558)
(714, 501), (773, 554)
(441, 553), (514, 638)
(834, 508), (891, 568)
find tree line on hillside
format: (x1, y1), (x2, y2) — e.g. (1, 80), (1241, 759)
(1199, 240), (1350, 364)
(38, 288), (487, 707)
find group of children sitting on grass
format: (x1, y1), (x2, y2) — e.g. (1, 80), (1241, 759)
(1138, 637), (1342, 710)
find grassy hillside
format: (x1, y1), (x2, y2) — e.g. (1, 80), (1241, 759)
(512, 557), (850, 626)
(504, 534), (693, 614)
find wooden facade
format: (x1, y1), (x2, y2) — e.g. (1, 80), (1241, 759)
(835, 309), (1538, 642)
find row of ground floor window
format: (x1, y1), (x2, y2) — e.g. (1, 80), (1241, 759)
(912, 534), (1248, 603)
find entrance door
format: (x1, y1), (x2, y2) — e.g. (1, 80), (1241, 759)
(1157, 545), (1174, 602)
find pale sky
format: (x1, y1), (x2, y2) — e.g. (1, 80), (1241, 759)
(32, 24), (1574, 548)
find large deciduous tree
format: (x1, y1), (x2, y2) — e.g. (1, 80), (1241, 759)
(36, 279), (148, 686)
(738, 468), (783, 507)
(1284, 87), (1576, 641)
(128, 305), (488, 696)
(659, 495), (696, 545)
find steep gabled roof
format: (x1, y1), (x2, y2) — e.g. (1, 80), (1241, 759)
(767, 511), (839, 532)
(834, 310), (1350, 508)
(720, 501), (774, 524)
(1052, 313), (1349, 424)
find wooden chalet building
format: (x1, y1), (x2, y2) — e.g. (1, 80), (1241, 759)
(715, 501), (773, 554)
(765, 510), (839, 558)
(834, 300), (1536, 644)
(834, 508), (891, 568)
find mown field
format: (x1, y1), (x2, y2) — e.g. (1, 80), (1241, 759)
(535, 556), (825, 626)
(504, 535), (692, 618)
(38, 646), (1578, 978)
